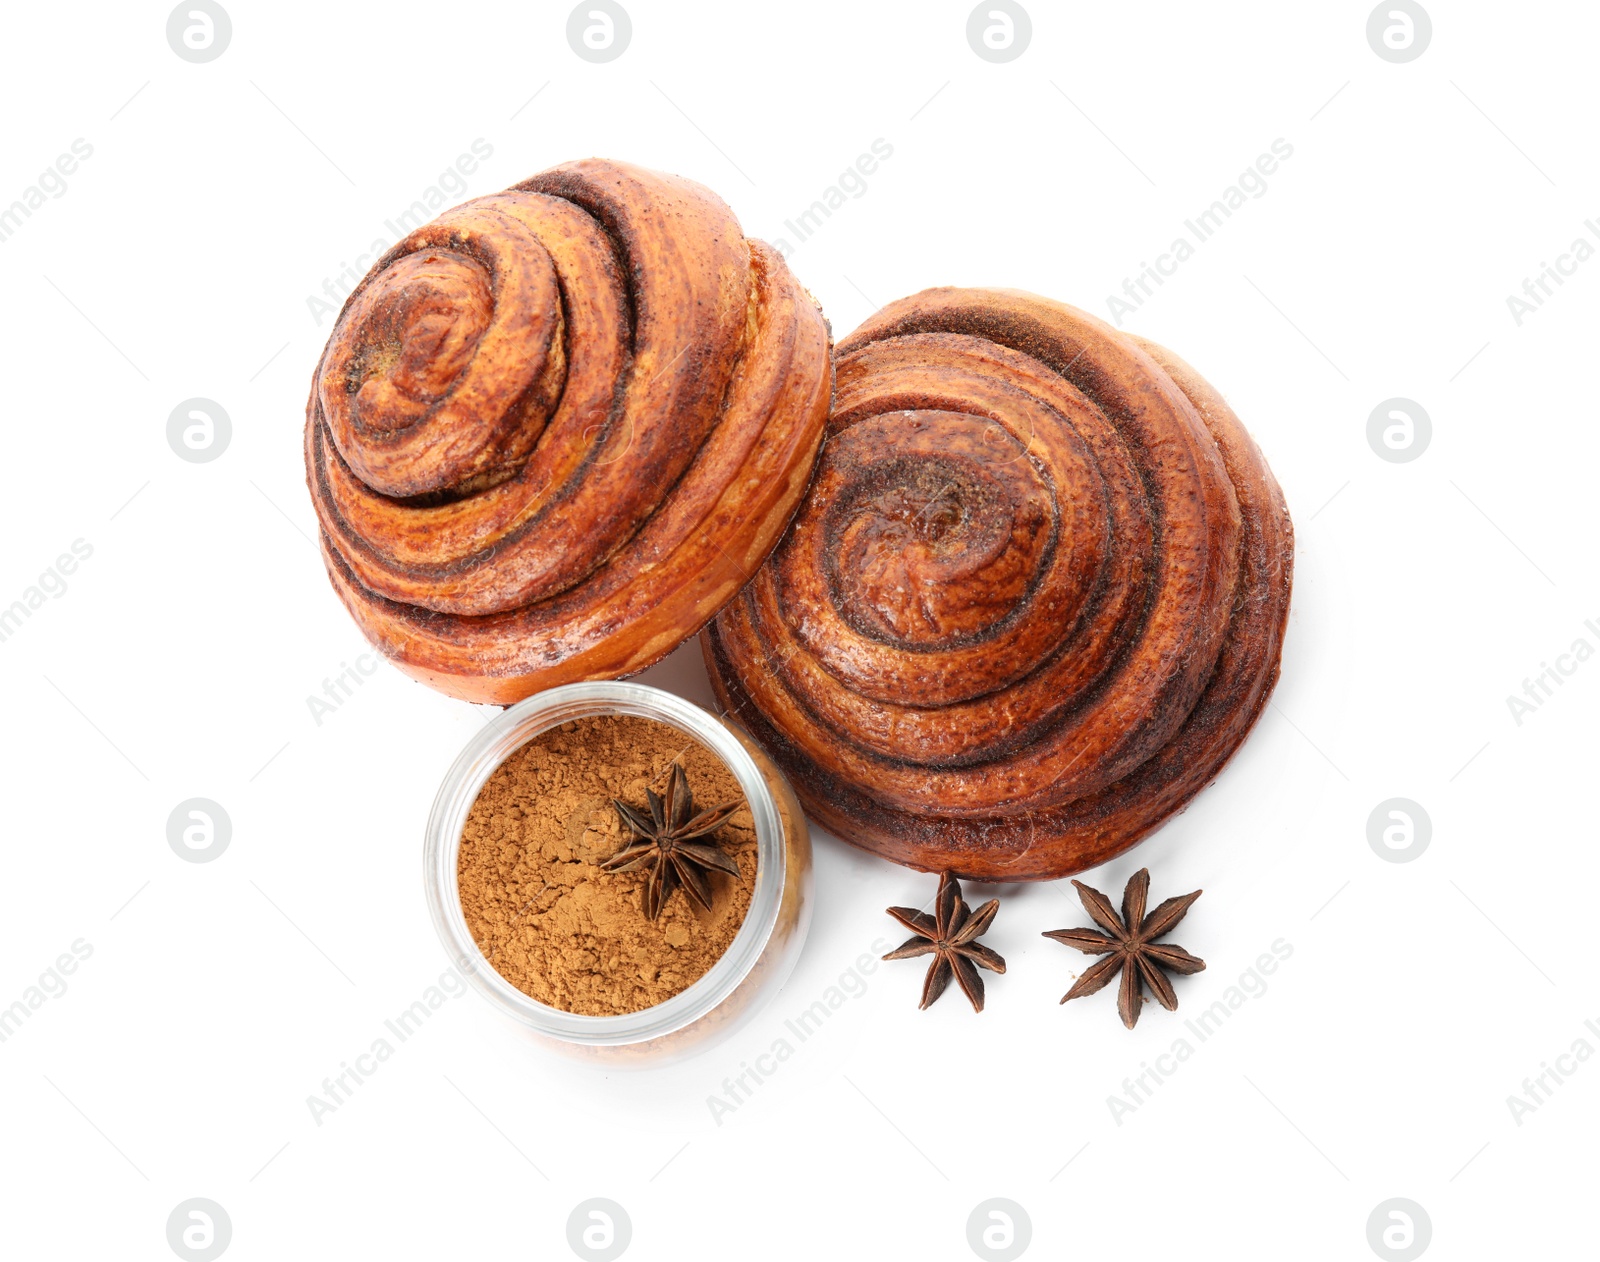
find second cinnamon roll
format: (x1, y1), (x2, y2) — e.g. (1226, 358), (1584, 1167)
(704, 288), (1293, 881)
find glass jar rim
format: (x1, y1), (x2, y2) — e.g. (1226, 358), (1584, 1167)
(423, 680), (787, 1046)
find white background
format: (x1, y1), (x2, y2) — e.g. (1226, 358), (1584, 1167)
(2, 1), (1595, 1258)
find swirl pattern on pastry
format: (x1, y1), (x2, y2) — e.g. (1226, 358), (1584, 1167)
(705, 288), (1292, 880)
(305, 159), (832, 704)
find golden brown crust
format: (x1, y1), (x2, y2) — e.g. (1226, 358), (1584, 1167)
(704, 288), (1293, 881)
(304, 159), (833, 704)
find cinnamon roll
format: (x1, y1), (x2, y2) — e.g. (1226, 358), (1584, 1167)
(305, 159), (832, 704)
(704, 288), (1292, 880)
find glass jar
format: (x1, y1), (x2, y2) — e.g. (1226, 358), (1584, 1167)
(424, 681), (812, 1065)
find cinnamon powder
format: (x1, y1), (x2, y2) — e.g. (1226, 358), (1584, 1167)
(458, 715), (755, 1015)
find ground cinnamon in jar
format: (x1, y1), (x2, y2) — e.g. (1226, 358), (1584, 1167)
(458, 715), (755, 1016)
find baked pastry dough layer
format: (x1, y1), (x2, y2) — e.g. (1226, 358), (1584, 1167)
(706, 288), (1292, 880)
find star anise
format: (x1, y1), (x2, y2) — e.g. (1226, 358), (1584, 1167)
(1043, 869), (1205, 1029)
(884, 874), (1006, 1012)
(602, 762), (742, 921)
